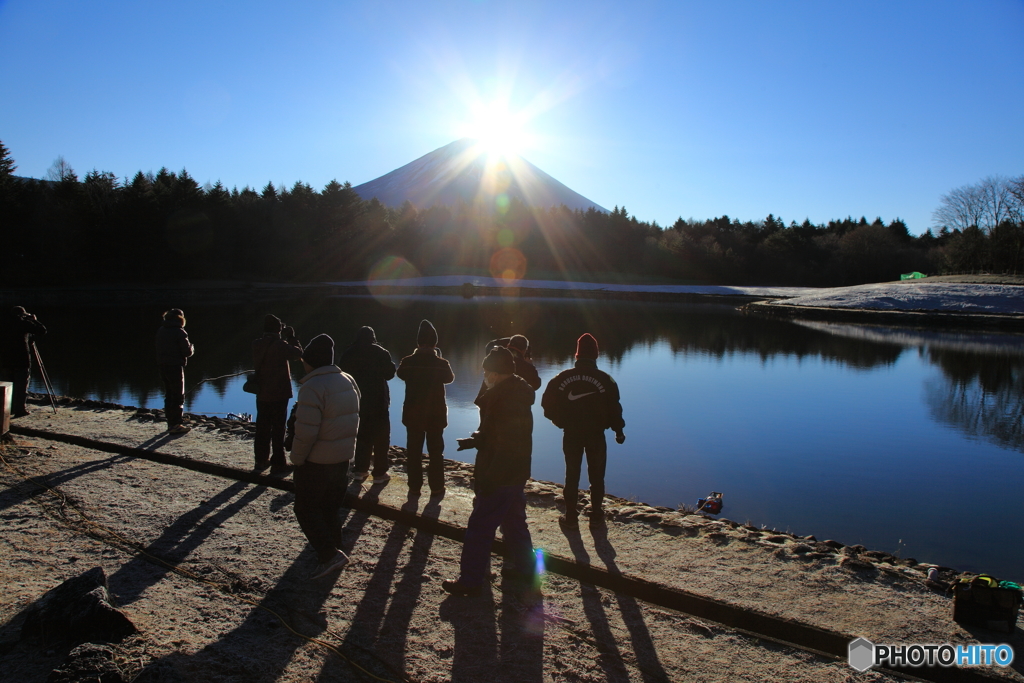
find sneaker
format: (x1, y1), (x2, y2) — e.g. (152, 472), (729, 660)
(270, 464), (294, 476)
(309, 551), (349, 580)
(558, 515), (579, 530)
(588, 511), (606, 527)
(350, 470), (369, 482)
(429, 487), (446, 498)
(168, 424), (191, 434)
(372, 473), (391, 484)
(442, 579), (482, 596)
(253, 460), (271, 473)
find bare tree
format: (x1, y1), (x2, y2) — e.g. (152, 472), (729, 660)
(45, 155), (77, 183)
(933, 175), (1015, 233)
(933, 183), (985, 231)
(1007, 175), (1024, 224)
(978, 175), (1012, 230)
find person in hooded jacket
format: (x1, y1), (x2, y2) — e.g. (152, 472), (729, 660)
(541, 333), (625, 530)
(155, 308), (194, 434)
(442, 346), (536, 597)
(290, 334), (360, 580)
(396, 320), (454, 496)
(252, 314), (303, 473)
(1, 306), (47, 418)
(338, 326), (396, 484)
(475, 334), (541, 399)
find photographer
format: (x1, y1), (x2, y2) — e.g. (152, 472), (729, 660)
(442, 347), (536, 597)
(155, 308), (194, 434)
(1, 306), (47, 417)
(252, 314), (303, 473)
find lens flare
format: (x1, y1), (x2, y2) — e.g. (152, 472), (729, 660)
(496, 227), (515, 247)
(495, 194), (510, 214)
(367, 256), (421, 308)
(489, 247), (526, 284)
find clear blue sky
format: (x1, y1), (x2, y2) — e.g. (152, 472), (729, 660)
(2, 0), (1022, 234)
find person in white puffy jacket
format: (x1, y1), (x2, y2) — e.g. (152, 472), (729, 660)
(289, 333), (361, 580)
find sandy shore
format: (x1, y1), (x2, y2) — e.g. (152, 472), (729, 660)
(1, 398), (1021, 682)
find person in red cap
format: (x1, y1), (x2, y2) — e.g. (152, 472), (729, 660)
(541, 333), (625, 530)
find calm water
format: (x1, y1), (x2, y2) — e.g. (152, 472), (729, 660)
(25, 295), (1024, 579)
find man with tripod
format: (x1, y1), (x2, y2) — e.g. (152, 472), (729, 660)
(1, 306), (47, 418)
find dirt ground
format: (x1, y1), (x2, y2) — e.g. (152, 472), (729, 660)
(1, 399), (1020, 682)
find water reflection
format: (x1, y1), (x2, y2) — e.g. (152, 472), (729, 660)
(20, 296), (1024, 577)
(926, 350), (1024, 453)
(31, 297), (914, 406)
(790, 320), (1024, 454)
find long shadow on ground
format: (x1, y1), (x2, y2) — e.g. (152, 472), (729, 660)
(107, 479), (267, 606)
(131, 502), (374, 682)
(592, 524), (670, 683)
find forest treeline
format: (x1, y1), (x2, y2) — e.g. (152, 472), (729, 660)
(1, 141), (1022, 286)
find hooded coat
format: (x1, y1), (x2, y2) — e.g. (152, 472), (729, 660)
(470, 374), (535, 496)
(155, 319), (194, 366)
(337, 327), (396, 419)
(252, 332), (303, 402)
(396, 347), (454, 431)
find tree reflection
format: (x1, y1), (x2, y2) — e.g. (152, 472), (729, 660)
(926, 349), (1024, 453)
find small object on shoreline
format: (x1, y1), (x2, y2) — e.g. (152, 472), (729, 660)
(927, 567), (939, 582)
(226, 412), (251, 422)
(696, 491), (723, 515)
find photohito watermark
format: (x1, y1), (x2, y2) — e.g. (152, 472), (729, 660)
(848, 637), (1014, 672)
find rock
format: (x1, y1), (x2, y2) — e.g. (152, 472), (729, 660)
(822, 539), (844, 549)
(765, 535), (788, 543)
(47, 643), (126, 683)
(21, 567), (137, 643)
(840, 556), (877, 573)
(790, 544), (812, 554)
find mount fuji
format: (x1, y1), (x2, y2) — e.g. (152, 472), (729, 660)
(352, 139), (607, 213)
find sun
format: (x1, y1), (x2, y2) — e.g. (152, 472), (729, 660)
(461, 100), (530, 158)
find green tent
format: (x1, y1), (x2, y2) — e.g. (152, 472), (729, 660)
(900, 272), (927, 280)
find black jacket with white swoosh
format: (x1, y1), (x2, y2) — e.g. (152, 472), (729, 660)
(541, 358), (625, 433)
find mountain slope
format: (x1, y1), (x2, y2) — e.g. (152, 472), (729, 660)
(352, 139), (607, 213)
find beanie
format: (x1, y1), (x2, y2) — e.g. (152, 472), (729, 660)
(508, 334), (529, 354)
(575, 333), (599, 360)
(417, 319), (438, 347)
(303, 334), (335, 368)
(482, 346), (515, 374)
(264, 314), (283, 333)
(354, 326), (376, 346)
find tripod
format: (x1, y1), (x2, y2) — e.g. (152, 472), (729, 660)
(31, 342), (57, 415)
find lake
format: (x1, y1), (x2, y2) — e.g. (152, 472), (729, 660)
(23, 294), (1024, 580)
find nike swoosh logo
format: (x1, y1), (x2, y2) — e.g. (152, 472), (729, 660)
(568, 390), (596, 401)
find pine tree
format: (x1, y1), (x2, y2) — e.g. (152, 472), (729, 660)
(0, 140), (16, 181)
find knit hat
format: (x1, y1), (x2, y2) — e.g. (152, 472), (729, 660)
(164, 308), (184, 321)
(482, 346), (515, 374)
(354, 326), (376, 346)
(264, 314), (283, 333)
(417, 319), (438, 347)
(303, 334), (335, 368)
(508, 334), (529, 354)
(575, 333), (599, 360)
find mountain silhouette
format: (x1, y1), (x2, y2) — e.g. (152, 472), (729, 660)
(352, 138), (607, 213)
